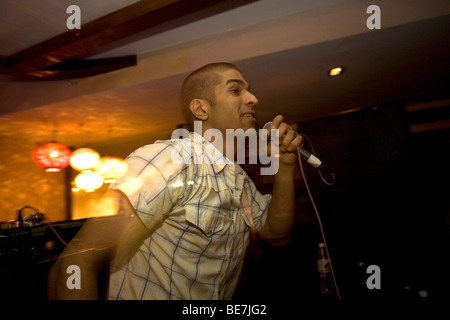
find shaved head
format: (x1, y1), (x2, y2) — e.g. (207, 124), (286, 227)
(180, 62), (242, 129)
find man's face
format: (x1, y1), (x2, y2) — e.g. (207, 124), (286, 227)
(207, 69), (259, 133)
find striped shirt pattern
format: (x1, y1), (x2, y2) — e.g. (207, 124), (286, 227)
(108, 132), (271, 300)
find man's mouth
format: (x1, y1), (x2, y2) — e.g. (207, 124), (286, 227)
(243, 113), (256, 120)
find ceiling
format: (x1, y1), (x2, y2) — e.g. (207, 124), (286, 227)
(0, 0), (449, 157)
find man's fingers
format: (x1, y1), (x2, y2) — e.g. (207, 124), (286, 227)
(277, 122), (289, 139)
(271, 115), (283, 129)
(287, 133), (304, 152)
(280, 129), (297, 152)
(267, 115), (304, 154)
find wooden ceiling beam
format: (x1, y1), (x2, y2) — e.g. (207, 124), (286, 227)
(3, 0), (258, 74)
(0, 55), (137, 82)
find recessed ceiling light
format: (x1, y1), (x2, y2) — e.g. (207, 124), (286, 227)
(328, 67), (343, 76)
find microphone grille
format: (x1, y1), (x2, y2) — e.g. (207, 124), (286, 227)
(263, 121), (272, 130)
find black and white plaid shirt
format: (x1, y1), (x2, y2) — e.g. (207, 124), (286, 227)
(109, 132), (271, 300)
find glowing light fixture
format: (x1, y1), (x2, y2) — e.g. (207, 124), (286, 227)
(32, 142), (72, 172)
(328, 67), (343, 76)
(74, 170), (103, 192)
(94, 156), (128, 183)
(69, 147), (100, 171)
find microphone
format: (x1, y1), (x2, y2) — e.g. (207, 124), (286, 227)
(263, 121), (323, 168)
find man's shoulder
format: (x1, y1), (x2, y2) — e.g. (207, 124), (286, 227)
(127, 136), (197, 165)
(130, 138), (184, 154)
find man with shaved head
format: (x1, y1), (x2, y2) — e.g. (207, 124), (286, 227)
(48, 62), (303, 300)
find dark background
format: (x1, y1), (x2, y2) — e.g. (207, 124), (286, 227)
(236, 102), (449, 303)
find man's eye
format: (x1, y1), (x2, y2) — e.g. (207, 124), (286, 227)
(231, 88), (240, 94)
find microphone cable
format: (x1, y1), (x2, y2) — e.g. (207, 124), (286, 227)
(297, 134), (341, 301)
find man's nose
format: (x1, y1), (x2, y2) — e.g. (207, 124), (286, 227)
(246, 92), (259, 106)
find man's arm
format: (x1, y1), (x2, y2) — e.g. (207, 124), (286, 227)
(264, 163), (297, 238)
(258, 115), (303, 239)
(47, 189), (149, 300)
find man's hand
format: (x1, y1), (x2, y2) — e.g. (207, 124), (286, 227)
(257, 115), (303, 240)
(47, 189), (149, 300)
(268, 115), (304, 168)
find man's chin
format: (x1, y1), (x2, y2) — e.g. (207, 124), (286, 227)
(240, 122), (257, 132)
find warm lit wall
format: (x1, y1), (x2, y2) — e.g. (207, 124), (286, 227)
(71, 183), (110, 220)
(0, 130), (163, 223)
(0, 136), (67, 222)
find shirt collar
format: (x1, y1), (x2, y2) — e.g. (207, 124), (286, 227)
(190, 132), (234, 174)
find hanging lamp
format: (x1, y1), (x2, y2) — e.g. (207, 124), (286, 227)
(32, 142), (72, 172)
(69, 147), (100, 171)
(94, 156), (128, 183)
(74, 170), (104, 192)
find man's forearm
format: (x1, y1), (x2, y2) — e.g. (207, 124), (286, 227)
(47, 249), (104, 300)
(266, 164), (296, 237)
(48, 257), (99, 300)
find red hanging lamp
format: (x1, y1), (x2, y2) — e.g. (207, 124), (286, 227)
(32, 142), (72, 172)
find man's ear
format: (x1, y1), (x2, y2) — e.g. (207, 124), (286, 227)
(189, 99), (209, 121)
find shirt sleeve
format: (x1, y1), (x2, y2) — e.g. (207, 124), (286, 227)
(241, 178), (272, 233)
(109, 142), (186, 231)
